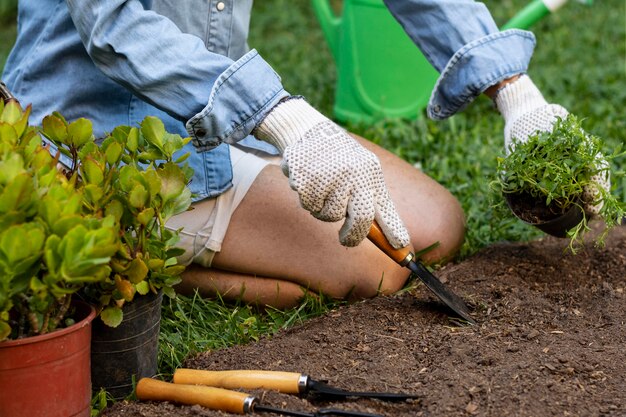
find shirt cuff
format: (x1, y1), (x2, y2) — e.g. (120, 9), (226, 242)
(427, 29), (536, 120)
(186, 49), (289, 151)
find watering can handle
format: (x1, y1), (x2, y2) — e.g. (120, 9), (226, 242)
(502, 0), (570, 30)
(311, 0), (341, 60)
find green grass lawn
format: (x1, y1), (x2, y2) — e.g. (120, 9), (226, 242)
(1, 0), (625, 391)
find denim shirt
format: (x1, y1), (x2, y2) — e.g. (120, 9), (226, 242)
(383, 0), (536, 120)
(3, 0), (535, 200)
(3, 0), (287, 201)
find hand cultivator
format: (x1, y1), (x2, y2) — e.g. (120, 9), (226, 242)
(137, 368), (418, 416)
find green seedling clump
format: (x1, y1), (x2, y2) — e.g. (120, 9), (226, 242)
(495, 114), (625, 250)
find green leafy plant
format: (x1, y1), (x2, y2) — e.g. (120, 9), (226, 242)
(493, 114), (625, 248)
(41, 113), (193, 327)
(0, 100), (119, 341)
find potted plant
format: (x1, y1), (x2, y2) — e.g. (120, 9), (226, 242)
(40, 112), (193, 399)
(0, 100), (120, 417)
(494, 115), (624, 249)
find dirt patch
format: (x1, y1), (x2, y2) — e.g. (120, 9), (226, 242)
(102, 224), (626, 417)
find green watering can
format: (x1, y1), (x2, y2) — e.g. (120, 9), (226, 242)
(312, 0), (591, 123)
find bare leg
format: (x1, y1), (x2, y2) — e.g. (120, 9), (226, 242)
(176, 267), (314, 309)
(177, 135), (465, 307)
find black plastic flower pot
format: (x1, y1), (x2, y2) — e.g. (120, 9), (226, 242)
(504, 192), (585, 238)
(91, 290), (163, 399)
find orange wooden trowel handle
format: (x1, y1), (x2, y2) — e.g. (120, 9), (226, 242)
(136, 378), (252, 414)
(367, 221), (414, 266)
(173, 368), (303, 394)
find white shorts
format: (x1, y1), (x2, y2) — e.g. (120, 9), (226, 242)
(165, 144), (280, 268)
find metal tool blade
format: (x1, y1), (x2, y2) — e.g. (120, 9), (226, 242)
(307, 379), (418, 402)
(254, 404), (314, 417)
(254, 404), (383, 417)
(407, 260), (476, 325)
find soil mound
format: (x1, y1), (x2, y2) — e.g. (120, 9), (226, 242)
(103, 225), (626, 417)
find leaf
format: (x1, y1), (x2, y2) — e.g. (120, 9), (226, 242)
(137, 149), (163, 164)
(0, 100), (22, 124)
(104, 141), (123, 166)
(174, 152), (190, 164)
(12, 105), (32, 138)
(135, 280), (150, 295)
(142, 169), (162, 196)
(129, 183), (149, 209)
(100, 306), (124, 327)
(105, 199), (124, 223)
(118, 164), (140, 192)
(0, 173), (32, 214)
(162, 133), (186, 159)
(137, 207), (156, 226)
(0, 321), (10, 341)
(162, 187), (192, 220)
(51, 215), (85, 237)
(83, 184), (104, 205)
(0, 123), (18, 146)
(157, 162), (187, 204)
(140, 116), (166, 151)
(43, 234), (62, 276)
(115, 276), (136, 302)
(162, 286), (176, 298)
(0, 153), (26, 185)
(42, 114), (69, 144)
(126, 127), (140, 153)
(29, 276), (47, 292)
(125, 257), (149, 284)
(164, 265), (186, 276)
(0, 223), (45, 267)
(82, 157), (105, 185)
(67, 118), (93, 147)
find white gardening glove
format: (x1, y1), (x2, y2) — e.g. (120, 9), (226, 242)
(495, 75), (609, 215)
(254, 97), (410, 249)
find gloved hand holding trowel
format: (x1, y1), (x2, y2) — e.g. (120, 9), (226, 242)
(254, 97), (475, 323)
(254, 97), (411, 249)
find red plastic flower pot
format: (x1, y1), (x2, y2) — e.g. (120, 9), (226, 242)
(0, 301), (96, 417)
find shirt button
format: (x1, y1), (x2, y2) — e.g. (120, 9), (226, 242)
(216, 2), (225, 11)
(433, 104), (442, 113)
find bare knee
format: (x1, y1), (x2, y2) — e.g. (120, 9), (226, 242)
(330, 263), (411, 301)
(353, 133), (466, 265)
(418, 193), (465, 265)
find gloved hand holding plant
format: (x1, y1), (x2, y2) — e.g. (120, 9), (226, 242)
(254, 98), (411, 249)
(493, 75), (624, 247)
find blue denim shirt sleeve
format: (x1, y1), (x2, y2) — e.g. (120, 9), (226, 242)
(65, 0), (288, 149)
(383, 0), (536, 120)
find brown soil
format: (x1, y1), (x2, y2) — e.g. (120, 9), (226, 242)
(102, 224), (626, 417)
(505, 191), (572, 224)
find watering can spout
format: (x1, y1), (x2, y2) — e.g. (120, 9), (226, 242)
(311, 0), (341, 60)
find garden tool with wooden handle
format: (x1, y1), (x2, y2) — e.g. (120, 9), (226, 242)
(367, 222), (476, 325)
(173, 368), (418, 401)
(136, 378), (382, 417)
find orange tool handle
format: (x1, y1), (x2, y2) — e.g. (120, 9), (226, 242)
(173, 369), (303, 394)
(136, 378), (253, 414)
(367, 221), (413, 265)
